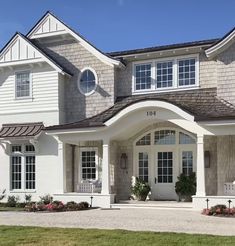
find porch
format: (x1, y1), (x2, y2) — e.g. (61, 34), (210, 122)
(46, 95), (235, 209)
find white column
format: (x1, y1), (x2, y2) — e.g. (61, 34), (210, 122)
(196, 135), (206, 196)
(101, 139), (110, 194)
(57, 140), (66, 193)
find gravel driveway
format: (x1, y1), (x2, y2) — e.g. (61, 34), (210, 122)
(0, 208), (235, 236)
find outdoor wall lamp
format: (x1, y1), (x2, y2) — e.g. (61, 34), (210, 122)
(204, 151), (210, 168)
(120, 153), (128, 169)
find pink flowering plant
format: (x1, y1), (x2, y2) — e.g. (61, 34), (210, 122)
(202, 204), (235, 217)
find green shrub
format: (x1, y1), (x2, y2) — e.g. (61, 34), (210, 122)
(0, 189), (6, 201)
(7, 195), (20, 207)
(175, 172), (196, 201)
(39, 194), (53, 205)
(25, 194), (32, 203)
(131, 178), (151, 201)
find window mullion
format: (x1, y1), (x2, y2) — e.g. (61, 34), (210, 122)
(173, 59), (178, 88)
(152, 62), (156, 90)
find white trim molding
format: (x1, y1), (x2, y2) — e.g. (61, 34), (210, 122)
(105, 100), (195, 126)
(205, 28), (235, 58)
(27, 12), (125, 68)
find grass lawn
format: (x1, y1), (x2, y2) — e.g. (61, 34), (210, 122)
(0, 226), (235, 246)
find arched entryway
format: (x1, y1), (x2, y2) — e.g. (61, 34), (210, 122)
(133, 127), (196, 200)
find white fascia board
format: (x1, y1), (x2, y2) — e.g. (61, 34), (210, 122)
(27, 13), (124, 68)
(0, 58), (44, 67)
(104, 100), (195, 126)
(205, 30), (235, 58)
(198, 119), (235, 126)
(45, 126), (106, 135)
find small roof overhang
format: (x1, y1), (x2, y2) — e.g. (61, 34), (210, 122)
(0, 122), (44, 140)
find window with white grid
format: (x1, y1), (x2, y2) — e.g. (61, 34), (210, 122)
(178, 58), (196, 86)
(136, 133), (151, 146)
(156, 61), (173, 88)
(182, 151), (193, 176)
(81, 150), (97, 180)
(25, 156), (35, 189)
(179, 132), (195, 144)
(157, 152), (173, 183)
(135, 64), (152, 90)
(138, 152), (148, 182)
(154, 130), (176, 145)
(15, 72), (31, 98)
(10, 144), (35, 190)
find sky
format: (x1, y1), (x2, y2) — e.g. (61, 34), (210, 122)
(0, 0), (235, 52)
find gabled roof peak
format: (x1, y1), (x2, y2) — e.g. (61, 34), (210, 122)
(26, 11), (124, 68)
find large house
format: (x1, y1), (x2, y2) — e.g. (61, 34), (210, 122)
(0, 11), (235, 209)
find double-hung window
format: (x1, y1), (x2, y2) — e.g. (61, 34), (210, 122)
(80, 148), (98, 181)
(11, 144), (36, 190)
(15, 72), (31, 98)
(133, 55), (198, 93)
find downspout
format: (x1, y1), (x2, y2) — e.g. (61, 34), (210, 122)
(71, 144), (76, 192)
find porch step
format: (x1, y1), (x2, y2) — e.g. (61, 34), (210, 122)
(111, 201), (193, 210)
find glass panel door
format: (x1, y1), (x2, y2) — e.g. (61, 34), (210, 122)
(157, 152), (173, 183)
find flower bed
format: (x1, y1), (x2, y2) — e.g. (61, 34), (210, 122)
(25, 201), (90, 212)
(202, 204), (235, 217)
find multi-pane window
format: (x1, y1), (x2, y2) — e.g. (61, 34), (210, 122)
(81, 150), (97, 180)
(157, 152), (173, 183)
(156, 61), (173, 88)
(138, 152), (148, 182)
(136, 133), (151, 146)
(182, 151), (193, 176)
(179, 132), (195, 144)
(11, 144), (36, 190)
(155, 130), (176, 145)
(79, 69), (97, 95)
(15, 72), (30, 98)
(178, 58), (196, 86)
(135, 64), (151, 90)
(133, 56), (197, 92)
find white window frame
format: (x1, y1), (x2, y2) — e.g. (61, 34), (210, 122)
(132, 54), (199, 94)
(10, 143), (36, 192)
(79, 147), (99, 182)
(15, 70), (32, 100)
(77, 67), (98, 96)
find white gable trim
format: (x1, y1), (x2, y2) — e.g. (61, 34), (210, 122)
(205, 28), (235, 58)
(27, 12), (124, 68)
(0, 33), (70, 76)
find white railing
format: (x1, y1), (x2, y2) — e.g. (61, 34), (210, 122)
(77, 180), (102, 193)
(224, 183), (235, 195)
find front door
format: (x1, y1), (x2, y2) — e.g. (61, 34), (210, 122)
(152, 150), (178, 200)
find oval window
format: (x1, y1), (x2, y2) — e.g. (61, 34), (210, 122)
(78, 68), (97, 95)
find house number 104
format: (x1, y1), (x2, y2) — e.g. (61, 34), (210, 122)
(146, 111), (157, 116)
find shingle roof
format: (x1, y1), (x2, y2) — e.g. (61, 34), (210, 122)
(107, 39), (220, 57)
(46, 88), (235, 132)
(0, 122), (44, 139)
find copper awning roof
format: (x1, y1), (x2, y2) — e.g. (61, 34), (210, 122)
(0, 122), (44, 139)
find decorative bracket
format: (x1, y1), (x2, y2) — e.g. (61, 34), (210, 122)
(29, 139), (39, 153)
(0, 140), (11, 154)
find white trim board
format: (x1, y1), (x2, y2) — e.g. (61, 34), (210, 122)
(27, 12), (124, 68)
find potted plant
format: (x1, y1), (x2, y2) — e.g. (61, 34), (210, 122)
(175, 172), (196, 202)
(131, 177), (151, 201)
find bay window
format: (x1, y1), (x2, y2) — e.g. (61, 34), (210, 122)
(133, 55), (198, 93)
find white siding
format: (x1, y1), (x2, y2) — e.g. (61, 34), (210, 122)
(0, 64), (60, 125)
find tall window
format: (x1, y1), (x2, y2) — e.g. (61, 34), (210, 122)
(138, 152), (148, 182)
(15, 72), (31, 98)
(81, 149), (97, 180)
(157, 152), (173, 183)
(156, 61), (173, 88)
(182, 151), (193, 176)
(11, 144), (36, 190)
(135, 64), (152, 90)
(133, 56), (198, 92)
